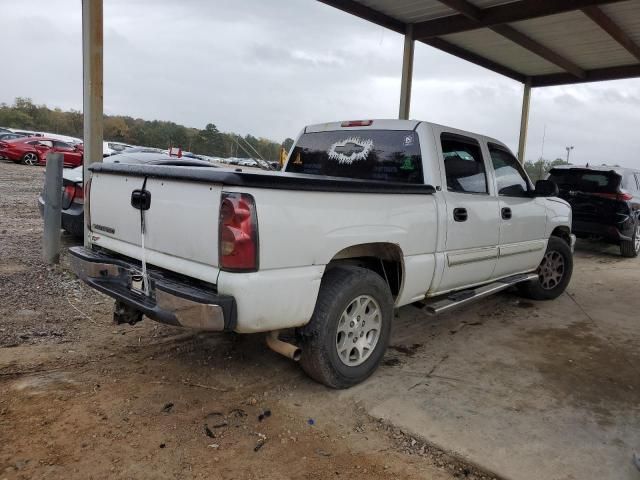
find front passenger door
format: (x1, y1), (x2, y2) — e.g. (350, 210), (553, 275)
(435, 132), (500, 293)
(488, 144), (547, 278)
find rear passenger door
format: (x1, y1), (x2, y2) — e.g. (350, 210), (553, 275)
(487, 144), (547, 278)
(434, 131), (500, 293)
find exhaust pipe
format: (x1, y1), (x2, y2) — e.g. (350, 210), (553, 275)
(266, 331), (302, 361)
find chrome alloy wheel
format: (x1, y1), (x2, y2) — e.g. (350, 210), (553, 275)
(335, 295), (382, 367)
(635, 224), (640, 253)
(23, 153), (38, 165)
(537, 251), (565, 290)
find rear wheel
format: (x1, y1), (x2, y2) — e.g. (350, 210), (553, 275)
(620, 222), (640, 258)
(299, 265), (393, 389)
(22, 152), (38, 166)
(519, 236), (573, 300)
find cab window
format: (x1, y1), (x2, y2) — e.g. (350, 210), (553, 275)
(441, 133), (487, 194)
(488, 144), (531, 196)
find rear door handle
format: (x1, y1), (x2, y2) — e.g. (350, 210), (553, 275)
(453, 208), (468, 222)
(501, 207), (512, 220)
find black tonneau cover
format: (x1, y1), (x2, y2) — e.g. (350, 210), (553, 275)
(90, 163), (435, 195)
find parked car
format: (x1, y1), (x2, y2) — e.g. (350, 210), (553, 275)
(70, 119), (574, 388)
(38, 166), (85, 237)
(0, 133), (26, 158)
(0, 136), (83, 166)
(0, 132), (26, 141)
(110, 146), (165, 156)
(548, 165), (640, 257)
(104, 141), (134, 157)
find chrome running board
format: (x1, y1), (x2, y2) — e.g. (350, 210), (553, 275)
(423, 273), (538, 316)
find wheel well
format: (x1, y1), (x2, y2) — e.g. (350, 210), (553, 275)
(325, 243), (404, 298)
(551, 226), (571, 245)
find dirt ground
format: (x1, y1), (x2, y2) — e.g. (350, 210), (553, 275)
(0, 161), (497, 480)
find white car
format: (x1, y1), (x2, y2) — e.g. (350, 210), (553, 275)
(70, 119), (574, 388)
(103, 141), (134, 157)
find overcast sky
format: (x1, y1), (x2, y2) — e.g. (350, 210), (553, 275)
(2, 0), (640, 167)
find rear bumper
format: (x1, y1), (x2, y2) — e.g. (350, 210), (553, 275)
(69, 246), (236, 331)
(573, 219), (633, 243)
(38, 196), (84, 237)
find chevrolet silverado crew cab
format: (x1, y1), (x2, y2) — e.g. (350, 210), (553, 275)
(70, 119), (575, 388)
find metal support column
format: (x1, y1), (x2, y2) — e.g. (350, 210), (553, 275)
(43, 153), (64, 264)
(399, 24), (415, 120)
(82, 0), (103, 246)
(517, 78), (532, 163)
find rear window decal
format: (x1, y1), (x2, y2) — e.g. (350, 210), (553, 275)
(399, 156), (415, 171)
(327, 137), (374, 165)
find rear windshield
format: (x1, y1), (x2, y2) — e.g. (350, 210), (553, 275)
(286, 130), (424, 184)
(548, 169), (621, 193)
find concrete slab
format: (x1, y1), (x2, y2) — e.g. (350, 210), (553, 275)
(345, 243), (640, 480)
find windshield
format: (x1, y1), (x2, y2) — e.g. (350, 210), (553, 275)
(286, 130), (424, 184)
(548, 169), (621, 193)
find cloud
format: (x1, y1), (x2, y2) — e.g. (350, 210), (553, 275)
(1, 0), (639, 167)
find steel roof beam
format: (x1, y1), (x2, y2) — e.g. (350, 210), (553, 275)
(531, 63), (640, 86)
(422, 38), (527, 82)
(316, 0), (404, 34)
(414, 0), (623, 39)
(436, 0), (585, 78)
(317, 0), (527, 82)
(582, 6), (640, 62)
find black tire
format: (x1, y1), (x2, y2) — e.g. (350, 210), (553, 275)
(620, 221), (640, 258)
(519, 236), (573, 300)
(298, 265), (393, 389)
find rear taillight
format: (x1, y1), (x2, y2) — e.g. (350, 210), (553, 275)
(73, 183), (84, 204)
(62, 184), (75, 206)
(341, 120), (373, 127)
(617, 191), (633, 201)
(592, 191), (633, 201)
(219, 192), (258, 271)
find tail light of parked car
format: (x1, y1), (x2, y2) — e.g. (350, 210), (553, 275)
(63, 183), (84, 206)
(219, 192), (258, 272)
(592, 191), (633, 201)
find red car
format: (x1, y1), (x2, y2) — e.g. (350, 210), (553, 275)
(0, 136), (83, 167)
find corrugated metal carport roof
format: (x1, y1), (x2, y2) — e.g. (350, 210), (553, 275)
(318, 0), (640, 86)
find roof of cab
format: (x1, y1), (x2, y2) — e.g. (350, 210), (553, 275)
(303, 119), (511, 153)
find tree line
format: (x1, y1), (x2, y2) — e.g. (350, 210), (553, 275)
(0, 98), (294, 161)
(523, 157), (568, 182)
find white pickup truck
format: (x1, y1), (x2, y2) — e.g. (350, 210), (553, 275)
(70, 119), (574, 388)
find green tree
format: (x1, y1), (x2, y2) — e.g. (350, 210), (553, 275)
(0, 97), (289, 159)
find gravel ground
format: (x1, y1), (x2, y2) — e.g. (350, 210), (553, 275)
(0, 160), (498, 480)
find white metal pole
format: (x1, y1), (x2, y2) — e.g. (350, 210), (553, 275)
(517, 78), (532, 164)
(82, 0), (103, 246)
(399, 24), (415, 120)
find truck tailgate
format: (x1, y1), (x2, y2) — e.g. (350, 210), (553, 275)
(90, 171), (222, 274)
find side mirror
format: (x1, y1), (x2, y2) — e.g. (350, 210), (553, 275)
(534, 179), (558, 197)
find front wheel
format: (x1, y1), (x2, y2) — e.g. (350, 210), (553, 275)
(620, 222), (640, 258)
(22, 152), (38, 166)
(299, 265), (393, 389)
(519, 236), (573, 300)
